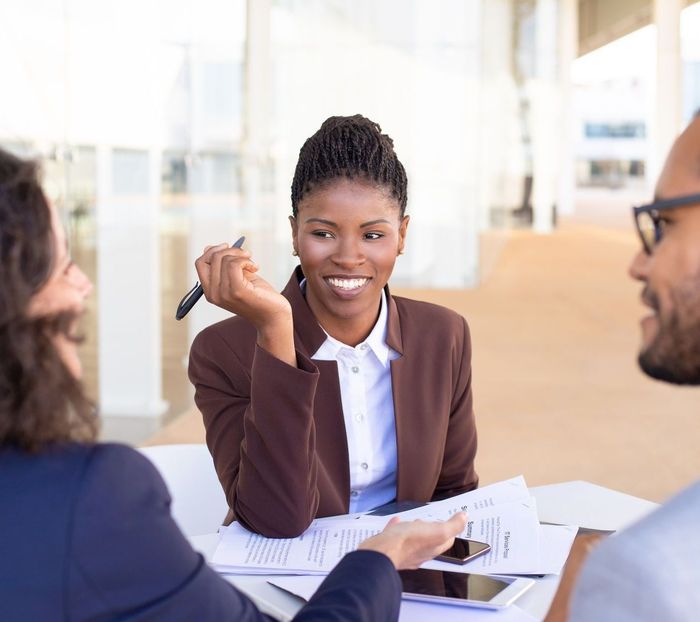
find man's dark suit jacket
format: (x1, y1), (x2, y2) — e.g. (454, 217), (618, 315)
(189, 267), (478, 537)
(0, 442), (400, 621)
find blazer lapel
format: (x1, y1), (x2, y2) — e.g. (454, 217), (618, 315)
(282, 266), (327, 356)
(385, 289), (414, 500)
(281, 267), (351, 510)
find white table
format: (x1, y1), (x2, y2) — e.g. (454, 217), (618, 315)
(189, 481), (658, 622)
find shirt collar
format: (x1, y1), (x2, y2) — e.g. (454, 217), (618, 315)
(284, 266), (403, 357)
(363, 289), (393, 366)
(303, 280), (394, 368)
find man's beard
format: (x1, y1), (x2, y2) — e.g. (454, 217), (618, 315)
(639, 275), (700, 385)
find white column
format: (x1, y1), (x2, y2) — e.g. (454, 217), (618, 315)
(557, 0), (578, 217)
(242, 0), (271, 211)
(185, 43), (239, 346)
(650, 0), (682, 185)
(186, 0), (274, 345)
(530, 0), (560, 233)
(242, 0), (277, 278)
(398, 0), (481, 288)
(96, 145), (167, 418)
(477, 0), (517, 231)
(186, 193), (240, 345)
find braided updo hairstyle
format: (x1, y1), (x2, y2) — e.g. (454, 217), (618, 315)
(291, 114), (408, 217)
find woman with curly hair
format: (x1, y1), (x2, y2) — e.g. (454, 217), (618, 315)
(0, 147), (466, 622)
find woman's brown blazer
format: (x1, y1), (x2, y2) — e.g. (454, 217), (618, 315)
(188, 267), (478, 537)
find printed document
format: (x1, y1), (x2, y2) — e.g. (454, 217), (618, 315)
(212, 517), (387, 575)
(419, 499), (541, 575)
(392, 476), (530, 521)
(213, 499), (544, 576)
(211, 475), (576, 577)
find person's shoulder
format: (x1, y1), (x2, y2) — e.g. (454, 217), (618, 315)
(79, 443), (169, 510)
(609, 480), (700, 552)
(87, 442), (156, 474)
(392, 295), (468, 334)
(583, 480), (700, 583)
(8, 443), (104, 487)
(0, 442), (97, 500)
(571, 482), (700, 621)
(652, 478), (700, 520)
(34, 441), (96, 469)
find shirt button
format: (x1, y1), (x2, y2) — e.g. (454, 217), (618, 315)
(351, 490), (359, 497)
(360, 344), (368, 350)
(361, 462), (369, 470)
(355, 413), (364, 422)
(351, 366), (359, 373)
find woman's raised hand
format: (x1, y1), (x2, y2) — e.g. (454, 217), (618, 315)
(195, 243), (291, 326)
(195, 244), (296, 366)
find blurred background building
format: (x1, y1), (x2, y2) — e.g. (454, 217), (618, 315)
(1, 0), (699, 500)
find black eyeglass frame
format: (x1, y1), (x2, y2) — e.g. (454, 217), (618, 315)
(632, 192), (700, 254)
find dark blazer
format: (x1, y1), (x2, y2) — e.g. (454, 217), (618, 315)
(0, 442), (400, 622)
(189, 267), (478, 537)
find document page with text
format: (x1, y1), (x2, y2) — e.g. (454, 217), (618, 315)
(212, 517), (387, 575)
(211, 476), (576, 577)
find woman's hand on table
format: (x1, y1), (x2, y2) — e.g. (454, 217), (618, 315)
(358, 512), (468, 570)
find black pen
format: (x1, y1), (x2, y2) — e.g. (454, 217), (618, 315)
(175, 236), (246, 320)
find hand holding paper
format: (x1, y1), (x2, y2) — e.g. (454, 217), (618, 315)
(359, 512), (468, 569)
(212, 514), (469, 575)
(212, 476), (579, 578)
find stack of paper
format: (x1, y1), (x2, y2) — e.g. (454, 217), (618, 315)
(212, 516), (388, 575)
(370, 476), (578, 576)
(211, 476), (577, 578)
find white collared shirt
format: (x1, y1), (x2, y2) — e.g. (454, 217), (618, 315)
(309, 288), (400, 513)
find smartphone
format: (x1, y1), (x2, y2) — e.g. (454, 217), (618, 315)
(435, 537), (491, 565)
(400, 568), (534, 609)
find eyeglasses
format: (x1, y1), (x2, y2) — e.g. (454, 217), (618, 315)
(633, 192), (700, 254)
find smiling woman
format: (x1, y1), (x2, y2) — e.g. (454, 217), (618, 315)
(290, 178), (408, 345)
(189, 115), (479, 538)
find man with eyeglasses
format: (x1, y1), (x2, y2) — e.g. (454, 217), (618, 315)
(544, 116), (700, 622)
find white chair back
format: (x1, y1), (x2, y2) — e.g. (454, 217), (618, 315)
(138, 444), (228, 537)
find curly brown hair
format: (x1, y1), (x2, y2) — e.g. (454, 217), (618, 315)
(0, 148), (97, 451)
